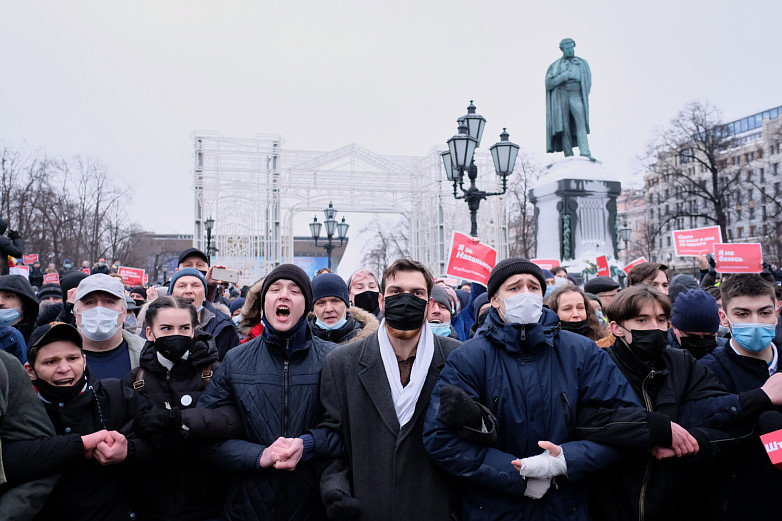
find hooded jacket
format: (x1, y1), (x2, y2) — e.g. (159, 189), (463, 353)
(197, 322), (341, 521)
(0, 220), (23, 276)
(423, 307), (641, 521)
(0, 275), (39, 344)
(123, 333), (233, 521)
(307, 306), (379, 345)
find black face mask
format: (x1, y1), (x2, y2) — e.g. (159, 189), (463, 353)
(354, 290), (380, 314)
(680, 335), (718, 359)
(561, 318), (591, 337)
(624, 328), (668, 361)
(133, 299), (145, 308)
(153, 335), (192, 362)
(34, 372), (87, 403)
(383, 293), (428, 331)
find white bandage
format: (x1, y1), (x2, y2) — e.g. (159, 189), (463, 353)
(518, 449), (567, 479)
(523, 477), (551, 499)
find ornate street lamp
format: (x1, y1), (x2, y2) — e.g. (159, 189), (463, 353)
(204, 216), (217, 258)
(310, 202), (349, 270)
(443, 101), (520, 237)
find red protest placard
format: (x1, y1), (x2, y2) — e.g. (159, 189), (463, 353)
(43, 273), (60, 285)
(22, 254), (38, 265)
(713, 243), (763, 273)
(9, 266), (29, 279)
(623, 257), (648, 275)
(531, 259), (560, 271)
(672, 226), (722, 256)
(445, 232), (497, 287)
(118, 266), (145, 286)
(596, 256), (610, 277)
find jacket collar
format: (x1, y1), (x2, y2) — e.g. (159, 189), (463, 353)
(479, 307), (560, 354)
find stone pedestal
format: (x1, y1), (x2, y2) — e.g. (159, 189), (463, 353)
(529, 157), (621, 262)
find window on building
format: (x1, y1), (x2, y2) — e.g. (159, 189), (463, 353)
(750, 225), (757, 237)
(666, 236), (672, 247)
(737, 208), (742, 220)
(728, 229), (734, 240)
(648, 194), (653, 204)
(760, 168), (765, 183)
(749, 206), (755, 220)
(774, 163), (779, 175)
(737, 227), (743, 239)
(747, 170), (753, 182)
(748, 189), (753, 202)
(664, 189), (669, 199)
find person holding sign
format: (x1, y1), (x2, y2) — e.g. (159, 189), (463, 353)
(699, 274), (782, 521)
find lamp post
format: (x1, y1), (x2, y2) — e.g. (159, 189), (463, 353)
(204, 216), (216, 259)
(309, 202), (349, 270)
(441, 101), (520, 238)
(618, 222), (632, 262)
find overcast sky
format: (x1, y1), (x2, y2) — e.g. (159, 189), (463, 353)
(2, 1), (781, 240)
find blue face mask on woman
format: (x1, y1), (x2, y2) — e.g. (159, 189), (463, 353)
(316, 314), (347, 331)
(0, 307), (21, 328)
(730, 321), (777, 352)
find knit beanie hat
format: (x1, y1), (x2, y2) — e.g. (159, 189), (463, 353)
(229, 297), (245, 315)
(542, 269), (555, 280)
(168, 268), (208, 295)
(671, 289), (720, 333)
(311, 273), (349, 307)
(430, 285), (452, 313)
(473, 292), (490, 322)
(37, 283), (62, 301)
(668, 274), (698, 306)
(260, 264), (313, 313)
(60, 271), (89, 301)
(487, 258), (546, 298)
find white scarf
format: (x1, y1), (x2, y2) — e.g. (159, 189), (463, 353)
(377, 320), (435, 428)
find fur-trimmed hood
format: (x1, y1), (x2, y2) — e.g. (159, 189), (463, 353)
(239, 277), (265, 336)
(307, 305), (379, 345)
(344, 305), (379, 343)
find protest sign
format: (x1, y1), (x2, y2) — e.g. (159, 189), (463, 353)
(22, 254), (38, 265)
(445, 232), (497, 287)
(531, 259), (560, 271)
(43, 273), (59, 284)
(596, 255), (610, 277)
(623, 256), (648, 275)
(118, 266), (145, 286)
(712, 243), (763, 273)
(143, 273), (148, 285)
(9, 266), (28, 279)
(672, 226), (722, 256)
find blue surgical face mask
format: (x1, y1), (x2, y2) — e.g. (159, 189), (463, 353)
(0, 307), (21, 327)
(64, 263), (72, 269)
(544, 285), (556, 297)
(78, 306), (121, 341)
(232, 315), (241, 325)
(429, 322), (452, 337)
(316, 314), (347, 331)
(730, 321), (776, 352)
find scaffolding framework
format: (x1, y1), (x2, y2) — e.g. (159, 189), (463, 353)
(192, 131), (510, 282)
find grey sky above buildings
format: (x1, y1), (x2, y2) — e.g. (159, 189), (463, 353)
(2, 1), (781, 237)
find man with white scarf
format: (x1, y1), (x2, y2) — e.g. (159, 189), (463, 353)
(318, 258), (461, 521)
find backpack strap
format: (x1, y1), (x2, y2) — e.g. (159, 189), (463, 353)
(132, 367), (146, 390)
(200, 362), (216, 386)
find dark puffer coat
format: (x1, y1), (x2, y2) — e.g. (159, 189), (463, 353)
(201, 301), (240, 360)
(197, 323), (341, 521)
(423, 308), (641, 521)
(123, 333), (234, 521)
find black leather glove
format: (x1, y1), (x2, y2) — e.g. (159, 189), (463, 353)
(7, 230), (19, 240)
(322, 489), (361, 520)
(134, 407), (183, 438)
(439, 384), (482, 430)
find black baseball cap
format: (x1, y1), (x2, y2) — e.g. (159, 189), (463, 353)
(28, 322), (83, 363)
(177, 248), (210, 267)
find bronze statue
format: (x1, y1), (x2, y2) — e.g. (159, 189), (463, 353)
(546, 38), (592, 158)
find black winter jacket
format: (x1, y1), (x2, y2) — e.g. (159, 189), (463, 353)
(699, 345), (782, 521)
(197, 323), (341, 521)
(33, 374), (153, 521)
(123, 333), (238, 521)
(201, 302), (240, 360)
(588, 341), (739, 521)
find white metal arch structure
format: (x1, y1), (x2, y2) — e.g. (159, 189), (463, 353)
(192, 131), (510, 283)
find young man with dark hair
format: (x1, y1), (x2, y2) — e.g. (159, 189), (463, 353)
(594, 284), (782, 521)
(699, 274), (782, 521)
(627, 262), (670, 292)
(318, 257), (461, 520)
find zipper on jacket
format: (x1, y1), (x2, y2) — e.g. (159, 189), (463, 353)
(638, 370), (656, 521)
(283, 359), (290, 438)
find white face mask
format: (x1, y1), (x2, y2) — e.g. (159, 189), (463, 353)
(499, 292), (543, 325)
(79, 306), (121, 341)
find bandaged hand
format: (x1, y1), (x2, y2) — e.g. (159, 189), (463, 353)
(511, 441), (567, 499)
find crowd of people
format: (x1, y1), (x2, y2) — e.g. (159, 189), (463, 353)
(1, 243), (781, 521)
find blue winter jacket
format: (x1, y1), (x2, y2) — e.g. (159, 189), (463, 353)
(0, 324), (27, 364)
(197, 324), (340, 521)
(423, 307), (641, 521)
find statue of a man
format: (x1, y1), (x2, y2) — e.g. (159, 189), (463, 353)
(546, 38), (592, 158)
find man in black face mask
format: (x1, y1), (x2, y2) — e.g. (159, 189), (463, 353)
(593, 284), (758, 521)
(317, 258), (461, 521)
(668, 289), (727, 359)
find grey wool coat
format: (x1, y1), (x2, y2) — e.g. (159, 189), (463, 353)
(318, 330), (461, 521)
